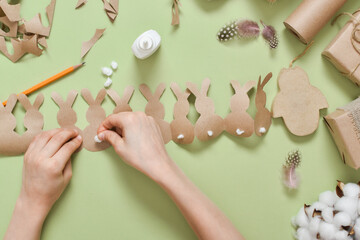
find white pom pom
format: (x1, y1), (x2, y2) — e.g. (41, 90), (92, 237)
(295, 207), (309, 228)
(335, 197), (358, 219)
(94, 135), (102, 143)
(207, 130), (213, 137)
(335, 230), (351, 240)
(308, 216), (321, 236)
(104, 77), (112, 88)
(319, 222), (337, 240)
(343, 183), (360, 198)
(259, 127), (266, 133)
(319, 191), (339, 207)
(296, 228), (312, 240)
(177, 134), (184, 140)
(102, 67), (113, 76)
(322, 207), (334, 223)
(111, 61), (118, 70)
(333, 212), (352, 227)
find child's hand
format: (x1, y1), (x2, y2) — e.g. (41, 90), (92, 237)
(19, 129), (82, 214)
(97, 112), (173, 182)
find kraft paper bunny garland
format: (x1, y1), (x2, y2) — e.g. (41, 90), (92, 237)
(4, 72), (329, 156)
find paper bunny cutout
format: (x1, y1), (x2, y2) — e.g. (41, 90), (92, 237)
(107, 86), (135, 114)
(0, 94), (23, 155)
(170, 82), (194, 144)
(18, 93), (44, 153)
(272, 66), (328, 136)
(186, 78), (224, 141)
(225, 80), (256, 137)
(81, 88), (110, 151)
(139, 83), (172, 144)
(254, 73), (273, 137)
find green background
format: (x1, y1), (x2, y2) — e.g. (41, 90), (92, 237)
(1, 0), (360, 239)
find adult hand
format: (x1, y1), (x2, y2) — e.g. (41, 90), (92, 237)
(97, 112), (172, 182)
(20, 128), (82, 214)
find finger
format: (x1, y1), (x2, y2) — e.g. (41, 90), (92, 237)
(44, 129), (79, 157)
(98, 130), (124, 146)
(97, 112), (132, 134)
(63, 160), (72, 186)
(29, 129), (62, 154)
(53, 135), (82, 169)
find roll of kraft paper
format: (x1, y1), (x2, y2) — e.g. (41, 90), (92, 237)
(284, 0), (347, 44)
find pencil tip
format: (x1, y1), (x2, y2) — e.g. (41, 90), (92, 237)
(82, 62), (86, 65)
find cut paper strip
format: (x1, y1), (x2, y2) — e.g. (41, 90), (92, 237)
(171, 0), (180, 26)
(272, 66), (328, 136)
(0, 0), (21, 22)
(0, 94), (22, 156)
(186, 78), (224, 141)
(0, 35), (43, 62)
(107, 86), (134, 114)
(52, 90), (83, 136)
(23, 0), (56, 37)
(81, 28), (105, 58)
(18, 93), (44, 153)
(254, 73), (272, 136)
(0, 16), (18, 37)
(81, 88), (110, 152)
(139, 83), (172, 144)
(170, 82), (194, 144)
(75, 0), (87, 9)
(102, 0), (118, 22)
(225, 80), (256, 137)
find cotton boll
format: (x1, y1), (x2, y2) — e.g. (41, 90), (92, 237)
(319, 191), (339, 207)
(306, 202), (327, 216)
(343, 183), (360, 198)
(111, 61), (118, 70)
(354, 218), (360, 240)
(308, 216), (321, 236)
(104, 77), (112, 88)
(102, 67), (113, 76)
(335, 230), (352, 240)
(335, 197), (358, 219)
(322, 207), (334, 223)
(295, 207), (309, 228)
(296, 228), (312, 240)
(333, 212), (352, 227)
(319, 222), (337, 240)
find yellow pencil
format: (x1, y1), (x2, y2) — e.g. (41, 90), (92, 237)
(2, 62), (85, 106)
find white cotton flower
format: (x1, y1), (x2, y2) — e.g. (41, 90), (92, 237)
(335, 197), (358, 219)
(102, 67), (113, 76)
(333, 212), (352, 228)
(354, 218), (360, 240)
(335, 230), (352, 240)
(111, 61), (118, 70)
(306, 202), (327, 217)
(295, 207), (309, 228)
(322, 207), (334, 223)
(319, 222), (337, 240)
(308, 216), (321, 236)
(319, 191), (339, 207)
(343, 183), (360, 198)
(296, 228), (312, 240)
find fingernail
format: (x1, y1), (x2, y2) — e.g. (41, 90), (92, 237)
(76, 135), (82, 141)
(98, 133), (105, 140)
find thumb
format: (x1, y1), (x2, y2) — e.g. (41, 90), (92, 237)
(98, 130), (124, 148)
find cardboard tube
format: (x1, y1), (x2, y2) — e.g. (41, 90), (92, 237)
(284, 0), (347, 44)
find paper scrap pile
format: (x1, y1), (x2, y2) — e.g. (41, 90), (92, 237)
(0, 0), (56, 63)
(102, 0), (118, 22)
(292, 181), (360, 240)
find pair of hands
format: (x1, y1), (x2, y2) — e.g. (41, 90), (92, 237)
(20, 112), (170, 215)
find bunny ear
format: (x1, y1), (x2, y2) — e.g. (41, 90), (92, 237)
(95, 89), (106, 104)
(107, 89), (121, 105)
(18, 94), (32, 110)
(154, 83), (166, 99)
(186, 82), (200, 96)
(51, 92), (65, 107)
(121, 86), (135, 103)
(139, 84), (153, 101)
(170, 82), (182, 99)
(243, 80), (256, 93)
(230, 80), (241, 93)
(261, 72), (272, 88)
(257, 75), (262, 90)
(33, 93), (44, 109)
(5, 94), (17, 112)
(200, 78), (211, 96)
(81, 89), (95, 105)
(65, 90), (78, 107)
